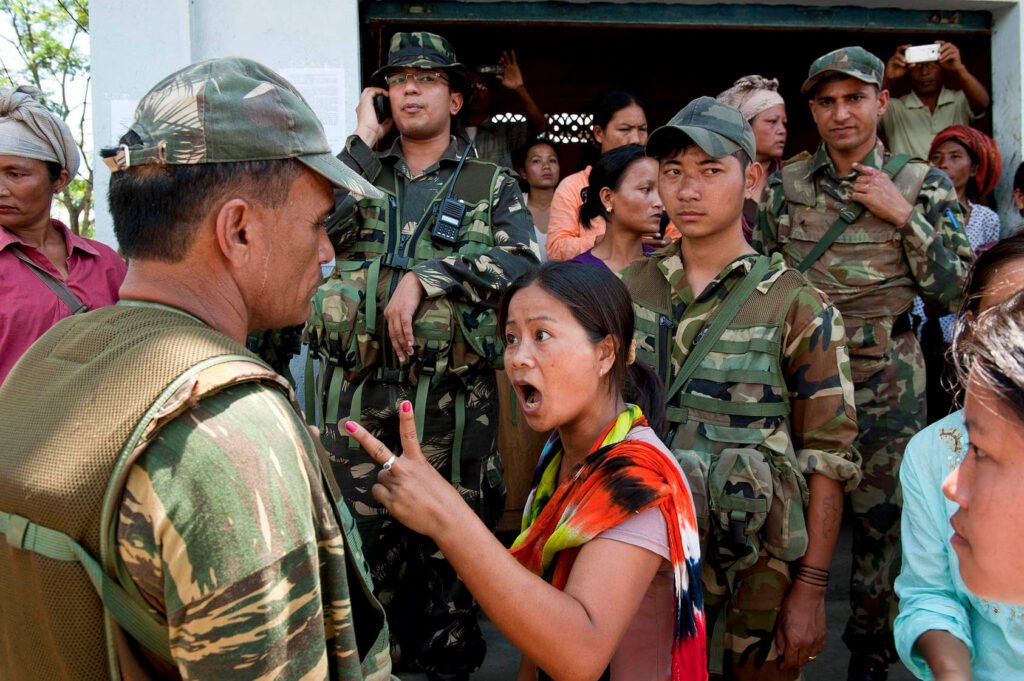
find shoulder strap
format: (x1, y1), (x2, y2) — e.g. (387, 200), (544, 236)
(0, 509), (175, 664)
(11, 246), (89, 313)
(796, 153), (912, 273)
(665, 256), (772, 406)
(91, 356), (286, 666)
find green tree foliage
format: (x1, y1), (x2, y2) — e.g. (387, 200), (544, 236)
(0, 0), (92, 236)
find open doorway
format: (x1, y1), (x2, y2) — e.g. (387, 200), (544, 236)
(361, 3), (992, 174)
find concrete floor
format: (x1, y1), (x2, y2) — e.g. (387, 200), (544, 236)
(402, 522), (916, 681)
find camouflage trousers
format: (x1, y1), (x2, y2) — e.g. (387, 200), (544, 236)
(321, 369), (505, 676)
(842, 331), (926, 665)
(703, 547), (800, 681)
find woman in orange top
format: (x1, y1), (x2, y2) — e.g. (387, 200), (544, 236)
(547, 91), (679, 260)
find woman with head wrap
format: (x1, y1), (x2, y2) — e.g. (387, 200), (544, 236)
(0, 85), (126, 384)
(716, 75), (787, 242)
(913, 125), (1003, 422)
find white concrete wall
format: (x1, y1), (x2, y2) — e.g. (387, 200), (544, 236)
(91, 0), (1023, 246)
(992, 2), (1024, 233)
(90, 0), (361, 247)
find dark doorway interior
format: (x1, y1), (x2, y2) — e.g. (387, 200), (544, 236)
(361, 5), (991, 173)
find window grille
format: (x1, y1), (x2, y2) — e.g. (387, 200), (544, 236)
(487, 112), (594, 144)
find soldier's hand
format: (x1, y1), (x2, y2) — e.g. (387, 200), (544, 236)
(775, 579), (826, 671)
(354, 86), (392, 148)
(851, 163), (914, 227)
(885, 44), (911, 82)
(384, 271), (425, 363)
(344, 401), (466, 537)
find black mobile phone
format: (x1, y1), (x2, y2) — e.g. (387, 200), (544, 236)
(373, 94), (391, 122)
(659, 211), (671, 239)
(476, 64), (505, 76)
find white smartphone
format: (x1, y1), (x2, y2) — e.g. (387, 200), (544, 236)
(905, 44), (941, 64)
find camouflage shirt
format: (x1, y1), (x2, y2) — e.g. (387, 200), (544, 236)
(332, 135), (539, 304)
(629, 248), (861, 489)
(754, 141), (973, 377)
(117, 381), (393, 680)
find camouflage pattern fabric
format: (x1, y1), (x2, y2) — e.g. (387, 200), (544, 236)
(624, 247), (860, 676)
(647, 96), (757, 162)
(842, 331), (925, 662)
(117, 379), (393, 680)
(247, 323), (304, 383)
(316, 134), (533, 674)
(370, 32), (470, 88)
(754, 140), (972, 665)
(102, 57), (380, 199)
(800, 46), (884, 95)
(323, 372), (505, 675)
(703, 551), (796, 681)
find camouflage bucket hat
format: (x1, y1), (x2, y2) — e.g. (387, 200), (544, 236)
(101, 57), (382, 199)
(646, 96), (756, 161)
(801, 46), (884, 95)
(370, 32), (470, 89)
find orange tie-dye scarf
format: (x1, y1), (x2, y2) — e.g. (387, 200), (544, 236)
(510, 405), (708, 680)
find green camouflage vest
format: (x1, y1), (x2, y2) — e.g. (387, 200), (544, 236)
(306, 159), (504, 428)
(0, 305), (391, 681)
(778, 151), (928, 382)
(626, 254), (809, 574)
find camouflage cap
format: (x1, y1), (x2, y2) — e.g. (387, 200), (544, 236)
(101, 57), (382, 199)
(370, 32), (470, 89)
(646, 96), (756, 161)
(801, 46), (884, 95)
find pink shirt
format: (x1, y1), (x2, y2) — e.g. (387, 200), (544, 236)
(597, 426), (685, 681)
(0, 220), (126, 383)
(547, 166), (682, 262)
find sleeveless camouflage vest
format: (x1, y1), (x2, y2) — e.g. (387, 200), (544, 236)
(0, 304), (390, 681)
(778, 151), (928, 382)
(626, 254), (810, 573)
(306, 159), (504, 427)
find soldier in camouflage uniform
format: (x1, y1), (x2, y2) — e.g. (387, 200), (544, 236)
(0, 58), (393, 680)
(622, 96), (861, 680)
(306, 32), (538, 679)
(753, 47), (974, 681)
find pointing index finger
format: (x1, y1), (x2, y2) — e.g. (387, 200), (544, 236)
(344, 420), (397, 466)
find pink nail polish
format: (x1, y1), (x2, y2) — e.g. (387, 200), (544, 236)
(344, 421), (358, 433)
(402, 401), (412, 413)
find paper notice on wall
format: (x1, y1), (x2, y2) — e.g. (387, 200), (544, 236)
(278, 67), (347, 151)
(110, 99), (138, 139)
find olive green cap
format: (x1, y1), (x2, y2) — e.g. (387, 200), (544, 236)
(371, 32), (470, 90)
(646, 96), (756, 161)
(101, 57), (382, 199)
(801, 46), (884, 95)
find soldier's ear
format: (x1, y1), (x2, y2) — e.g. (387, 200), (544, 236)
(214, 198), (259, 267)
(744, 158), (765, 200)
(876, 88), (890, 116)
(450, 91), (464, 117)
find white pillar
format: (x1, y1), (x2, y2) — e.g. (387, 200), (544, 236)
(89, 0), (363, 249)
(992, 2), (1024, 235)
(90, 0), (192, 248)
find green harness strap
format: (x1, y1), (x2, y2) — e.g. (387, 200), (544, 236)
(0, 511), (174, 665)
(796, 154), (912, 273)
(452, 389), (467, 485)
(664, 256), (772, 412)
(304, 347), (318, 427)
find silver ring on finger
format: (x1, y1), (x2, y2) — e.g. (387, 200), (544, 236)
(381, 453), (398, 471)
